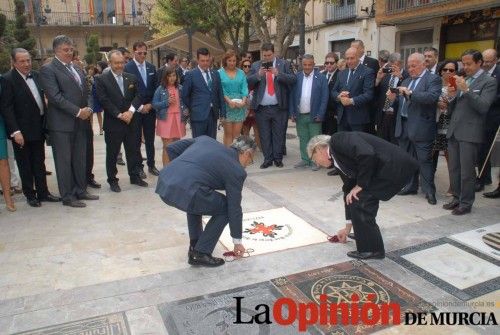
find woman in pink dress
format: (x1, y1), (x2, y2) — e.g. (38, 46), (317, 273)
(152, 66), (186, 166)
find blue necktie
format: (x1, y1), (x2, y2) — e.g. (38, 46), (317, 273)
(117, 74), (124, 95)
(400, 78), (418, 117)
(139, 63), (147, 87)
(205, 70), (212, 91)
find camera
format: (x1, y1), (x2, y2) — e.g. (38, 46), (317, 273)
(382, 67), (393, 74)
(389, 87), (399, 94)
(262, 61), (273, 70)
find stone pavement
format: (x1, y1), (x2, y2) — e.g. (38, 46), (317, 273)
(0, 121), (498, 334)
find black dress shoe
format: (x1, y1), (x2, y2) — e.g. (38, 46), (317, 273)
(442, 200), (459, 210)
(139, 170), (147, 179)
(131, 179), (148, 187)
(426, 193), (437, 205)
(110, 183), (121, 193)
(148, 166), (160, 176)
(39, 193), (61, 202)
(117, 158), (126, 166)
(27, 198), (41, 207)
(475, 182), (485, 192)
(397, 189), (418, 196)
(327, 168), (339, 176)
(45, 170), (52, 175)
(452, 207), (471, 216)
(62, 200), (86, 208)
(347, 250), (385, 260)
(274, 160), (283, 168)
(87, 179), (101, 189)
(483, 187), (500, 199)
(347, 232), (356, 240)
(260, 161), (273, 169)
(77, 192), (99, 200)
(188, 250), (225, 267)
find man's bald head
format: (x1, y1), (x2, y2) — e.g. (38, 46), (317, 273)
(482, 49), (498, 71)
(345, 47), (360, 70)
(407, 53), (426, 78)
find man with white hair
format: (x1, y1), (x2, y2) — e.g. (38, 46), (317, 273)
(309, 132), (418, 260)
(156, 135), (256, 267)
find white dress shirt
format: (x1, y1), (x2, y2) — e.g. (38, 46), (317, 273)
(17, 69), (44, 115)
(111, 70), (136, 114)
(299, 72), (313, 114)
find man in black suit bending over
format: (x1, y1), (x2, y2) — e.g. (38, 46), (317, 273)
(95, 50), (148, 192)
(309, 133), (418, 260)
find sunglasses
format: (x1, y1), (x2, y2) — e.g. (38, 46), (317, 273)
(442, 68), (455, 73)
(243, 65), (251, 68)
(135, 51), (147, 56)
(325, 61), (336, 65)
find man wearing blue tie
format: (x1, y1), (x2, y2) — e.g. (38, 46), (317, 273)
(181, 48), (225, 139)
(124, 41), (159, 177)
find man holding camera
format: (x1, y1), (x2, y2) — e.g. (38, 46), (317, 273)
(374, 52), (408, 144)
(247, 43), (296, 169)
(387, 53), (442, 205)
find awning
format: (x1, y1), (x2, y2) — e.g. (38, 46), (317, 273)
(147, 29), (232, 58)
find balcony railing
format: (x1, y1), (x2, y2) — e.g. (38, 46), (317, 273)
(325, 0), (357, 23)
(0, 10), (147, 26)
(386, 0), (457, 14)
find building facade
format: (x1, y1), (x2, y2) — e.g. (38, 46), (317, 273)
(0, 0), (155, 61)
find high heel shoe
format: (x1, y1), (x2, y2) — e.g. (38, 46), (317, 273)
(6, 203), (16, 212)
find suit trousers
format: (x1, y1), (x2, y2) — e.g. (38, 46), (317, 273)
(377, 111), (397, 145)
(50, 128), (87, 202)
(134, 111), (156, 169)
(12, 139), (49, 200)
(398, 119), (435, 195)
(338, 117), (366, 132)
(348, 191), (384, 253)
(256, 105), (287, 162)
(86, 125), (94, 181)
(296, 113), (321, 164)
(105, 124), (141, 184)
(191, 108), (218, 139)
(447, 136), (479, 209)
(186, 188), (229, 254)
(321, 109), (338, 135)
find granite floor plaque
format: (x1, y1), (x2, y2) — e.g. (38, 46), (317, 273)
(271, 260), (434, 335)
(158, 281), (314, 334)
(14, 313), (130, 335)
(388, 238), (500, 301)
(450, 223), (500, 260)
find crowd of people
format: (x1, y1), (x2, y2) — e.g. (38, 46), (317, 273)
(0, 35), (498, 219)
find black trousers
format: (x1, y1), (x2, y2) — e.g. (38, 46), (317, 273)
(321, 109), (338, 135)
(256, 105), (287, 162)
(133, 111), (156, 170)
(338, 117), (366, 132)
(377, 111), (397, 145)
(12, 139), (49, 200)
(191, 108), (218, 139)
(86, 125), (94, 181)
(105, 122), (141, 184)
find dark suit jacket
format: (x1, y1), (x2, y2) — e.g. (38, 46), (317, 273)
(331, 64), (375, 125)
(321, 69), (339, 114)
(394, 71), (442, 142)
(247, 58), (296, 110)
(330, 131), (418, 201)
(447, 71), (497, 143)
(39, 58), (91, 132)
(95, 71), (142, 132)
(156, 136), (246, 239)
(289, 70), (329, 121)
(124, 60), (156, 105)
(0, 69), (46, 141)
(485, 65), (500, 131)
(375, 70), (409, 115)
(362, 55), (380, 74)
(181, 67), (225, 121)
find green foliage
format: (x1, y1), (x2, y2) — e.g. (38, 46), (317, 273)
(13, 0), (36, 56)
(84, 34), (102, 65)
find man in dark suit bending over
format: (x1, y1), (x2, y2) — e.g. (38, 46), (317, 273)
(156, 136), (256, 267)
(309, 133), (418, 260)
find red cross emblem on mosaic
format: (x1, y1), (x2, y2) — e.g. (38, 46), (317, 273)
(245, 221), (284, 238)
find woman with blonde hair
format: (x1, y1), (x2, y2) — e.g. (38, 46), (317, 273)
(218, 50), (249, 146)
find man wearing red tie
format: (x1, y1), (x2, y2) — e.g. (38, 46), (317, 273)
(247, 43), (296, 168)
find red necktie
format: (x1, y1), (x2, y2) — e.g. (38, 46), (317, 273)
(266, 71), (275, 96)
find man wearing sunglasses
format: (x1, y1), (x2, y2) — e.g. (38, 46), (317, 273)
(124, 41), (159, 180)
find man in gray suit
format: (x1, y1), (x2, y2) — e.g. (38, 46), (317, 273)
(389, 53), (442, 205)
(247, 43), (296, 169)
(40, 35), (99, 208)
(443, 49), (497, 215)
(156, 136), (256, 267)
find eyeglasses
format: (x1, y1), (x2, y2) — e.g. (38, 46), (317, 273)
(135, 51), (147, 56)
(442, 68), (455, 73)
(325, 61), (336, 65)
